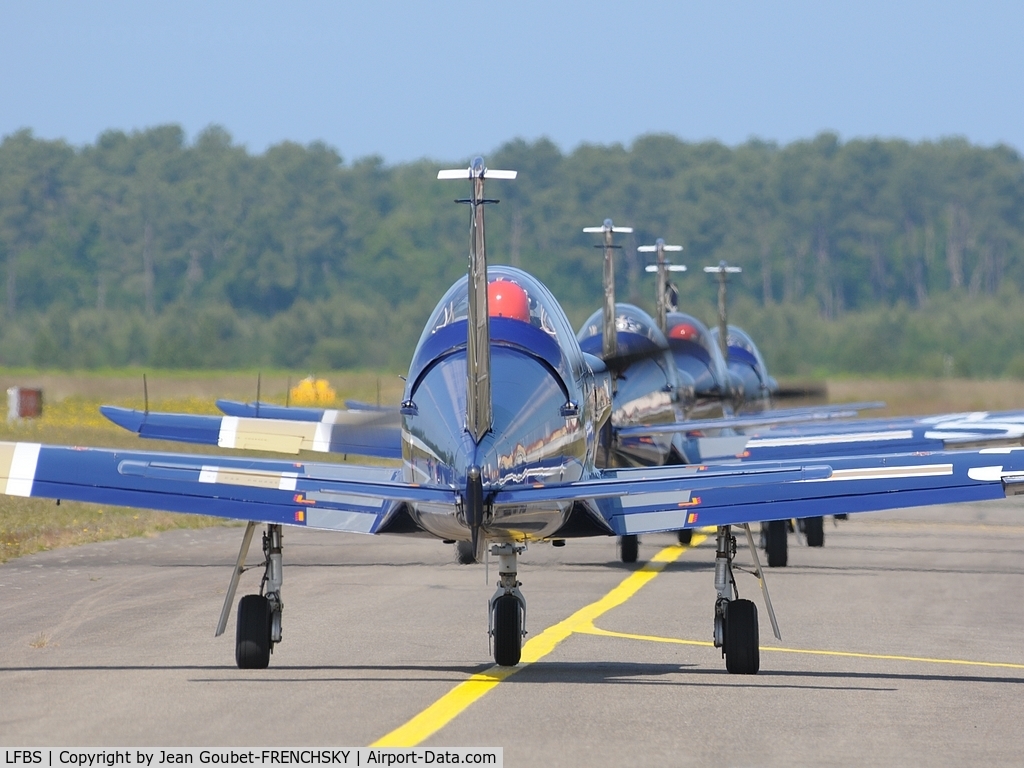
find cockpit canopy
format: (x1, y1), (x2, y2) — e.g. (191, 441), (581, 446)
(664, 312), (734, 399)
(710, 325), (779, 397)
(409, 266), (586, 393)
(577, 304), (669, 363)
(420, 266), (575, 348)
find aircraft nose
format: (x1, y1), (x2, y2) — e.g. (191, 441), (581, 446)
(403, 346), (581, 488)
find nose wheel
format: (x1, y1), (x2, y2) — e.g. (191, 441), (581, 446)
(489, 543), (527, 666)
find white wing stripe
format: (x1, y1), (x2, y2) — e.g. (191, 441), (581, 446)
(6, 442), (40, 497)
(803, 464), (953, 482)
(218, 416), (239, 448)
(748, 430), (914, 448)
(968, 466), (1006, 481)
(313, 422), (332, 452)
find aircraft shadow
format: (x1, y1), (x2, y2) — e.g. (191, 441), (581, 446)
(4, 660), (1020, 689)
(763, 563), (1024, 577)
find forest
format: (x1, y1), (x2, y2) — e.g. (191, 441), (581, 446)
(1, 126), (1023, 377)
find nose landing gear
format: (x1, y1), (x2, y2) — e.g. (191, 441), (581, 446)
(489, 542), (527, 666)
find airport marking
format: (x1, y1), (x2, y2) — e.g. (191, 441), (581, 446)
(577, 625), (1024, 669)
(372, 530), (1024, 747)
(371, 535), (708, 747)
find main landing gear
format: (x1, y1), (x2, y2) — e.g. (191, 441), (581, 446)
(799, 516), (825, 548)
(455, 540), (477, 564)
(216, 522), (285, 669)
(489, 542), (527, 666)
(712, 524), (782, 674)
(619, 534), (639, 563)
(762, 515), (826, 567)
(619, 529), (693, 563)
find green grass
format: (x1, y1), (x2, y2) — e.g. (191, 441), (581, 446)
(0, 368), (406, 563)
(1, 369), (1022, 563)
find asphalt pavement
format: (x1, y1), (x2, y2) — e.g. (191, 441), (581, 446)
(2, 502), (1023, 766)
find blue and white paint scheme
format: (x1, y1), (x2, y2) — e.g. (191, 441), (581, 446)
(18, 159), (1024, 675)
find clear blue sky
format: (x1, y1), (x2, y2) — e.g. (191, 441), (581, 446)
(1, 1), (1021, 164)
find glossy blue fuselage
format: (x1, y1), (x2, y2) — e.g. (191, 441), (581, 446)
(400, 267), (612, 542)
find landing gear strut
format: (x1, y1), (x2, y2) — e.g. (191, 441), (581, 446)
(489, 542), (526, 666)
(215, 522), (285, 669)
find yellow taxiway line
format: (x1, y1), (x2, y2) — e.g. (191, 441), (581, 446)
(579, 624), (1024, 669)
(372, 532), (1023, 747)
(371, 536), (705, 747)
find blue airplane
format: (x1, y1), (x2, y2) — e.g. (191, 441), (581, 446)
(573, 228), (891, 563)
(104, 224), (1024, 572)
(64, 158), (1024, 676)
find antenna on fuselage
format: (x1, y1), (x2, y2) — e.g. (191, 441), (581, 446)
(703, 260), (742, 362)
(639, 239), (685, 334)
(583, 219), (633, 360)
(437, 157), (517, 444)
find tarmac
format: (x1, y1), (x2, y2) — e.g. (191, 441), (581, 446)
(2, 502), (1023, 766)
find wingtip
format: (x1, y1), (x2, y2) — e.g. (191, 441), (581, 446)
(216, 399), (252, 416)
(100, 405), (146, 433)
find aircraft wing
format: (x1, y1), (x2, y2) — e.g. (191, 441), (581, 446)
(0, 441), (442, 535)
(101, 405), (403, 459)
(3, 440), (1024, 540)
(494, 448), (1024, 536)
(739, 409), (1024, 460)
(618, 408), (1024, 463)
(215, 399), (400, 421)
(615, 402), (885, 438)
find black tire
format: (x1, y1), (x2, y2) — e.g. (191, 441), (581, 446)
(677, 529), (693, 545)
(765, 520), (788, 568)
(492, 594), (522, 667)
(620, 534), (639, 563)
(724, 598), (759, 675)
(236, 594), (271, 669)
(455, 540), (477, 564)
(803, 516), (825, 547)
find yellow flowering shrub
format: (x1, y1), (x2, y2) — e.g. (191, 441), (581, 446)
(290, 376), (336, 406)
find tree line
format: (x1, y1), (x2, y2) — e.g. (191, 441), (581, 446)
(1, 126), (1023, 376)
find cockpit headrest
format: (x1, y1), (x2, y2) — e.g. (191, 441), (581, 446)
(488, 279), (530, 322)
(668, 322), (701, 341)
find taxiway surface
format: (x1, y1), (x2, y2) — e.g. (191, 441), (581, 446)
(2, 503), (1023, 766)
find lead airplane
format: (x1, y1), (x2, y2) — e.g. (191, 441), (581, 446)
(34, 158), (1024, 676)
